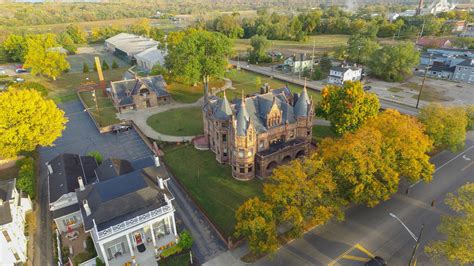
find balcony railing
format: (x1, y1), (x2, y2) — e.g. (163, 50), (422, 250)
(97, 204), (173, 240)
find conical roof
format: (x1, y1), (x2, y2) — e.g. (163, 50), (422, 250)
(213, 90), (233, 120)
(236, 91), (249, 136)
(294, 80), (310, 117)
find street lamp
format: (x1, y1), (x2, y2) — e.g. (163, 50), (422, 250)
(389, 213), (425, 266)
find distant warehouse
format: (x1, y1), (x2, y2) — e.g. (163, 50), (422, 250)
(105, 33), (159, 64)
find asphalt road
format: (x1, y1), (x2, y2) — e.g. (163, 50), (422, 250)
(229, 61), (420, 116)
(256, 132), (474, 266)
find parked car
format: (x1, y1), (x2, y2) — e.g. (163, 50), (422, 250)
(112, 124), (132, 134)
(365, 256), (387, 266)
(15, 77), (25, 83)
(364, 85), (372, 91)
(0, 68), (6, 75)
(15, 68), (28, 73)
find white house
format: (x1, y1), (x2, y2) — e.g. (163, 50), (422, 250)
(135, 47), (167, 73)
(76, 159), (177, 266)
(48, 154), (178, 266)
(0, 179), (32, 265)
(327, 64), (362, 85)
(283, 56), (313, 73)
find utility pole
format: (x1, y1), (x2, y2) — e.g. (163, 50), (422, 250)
(416, 54), (432, 109)
(409, 224), (425, 266)
(417, 20), (426, 43)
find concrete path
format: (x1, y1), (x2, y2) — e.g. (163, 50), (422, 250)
(118, 78), (233, 142)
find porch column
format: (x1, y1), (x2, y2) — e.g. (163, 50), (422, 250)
(149, 222), (157, 255)
(98, 242), (109, 266)
(126, 233), (136, 264)
(171, 214), (178, 238)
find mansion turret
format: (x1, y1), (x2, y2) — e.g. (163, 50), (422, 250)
(203, 84), (314, 180)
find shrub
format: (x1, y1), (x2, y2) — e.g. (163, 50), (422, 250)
(86, 236), (97, 255)
(61, 245), (70, 263)
(16, 157), (36, 199)
(111, 60), (118, 69)
(177, 230), (193, 250)
(83, 62), (89, 73)
(312, 66), (323, 80)
(466, 105), (474, 130)
(101, 60), (109, 70)
(87, 151), (103, 164)
(160, 244), (182, 258)
(96, 258), (105, 266)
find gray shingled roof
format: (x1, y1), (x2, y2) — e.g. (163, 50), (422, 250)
(294, 86), (310, 117)
(48, 154), (98, 204)
(77, 166), (172, 232)
(110, 75), (170, 107)
(213, 92), (233, 120)
(236, 96), (250, 136)
(456, 59), (474, 67)
(52, 203), (79, 219)
(0, 180), (13, 225)
(95, 158), (134, 182)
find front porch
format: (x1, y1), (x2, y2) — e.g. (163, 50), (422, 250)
(60, 225), (89, 257)
(99, 215), (178, 266)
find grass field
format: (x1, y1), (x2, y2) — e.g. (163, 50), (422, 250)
(224, 69), (321, 102)
(233, 34), (350, 55)
(147, 107), (203, 136)
(20, 67), (129, 104)
(163, 144), (263, 237)
(161, 252), (190, 266)
(11, 18), (182, 35)
(167, 79), (225, 103)
(79, 89), (120, 127)
(312, 124), (337, 143)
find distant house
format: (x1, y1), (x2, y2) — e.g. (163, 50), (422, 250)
(109, 75), (171, 112)
(460, 23), (474, 37)
(135, 47), (167, 73)
(427, 61), (456, 80)
(283, 56), (313, 73)
(0, 179), (32, 265)
(47, 153), (98, 233)
(453, 59), (474, 83)
(446, 20), (466, 32)
(327, 64), (362, 85)
(105, 33), (159, 63)
(417, 37), (452, 49)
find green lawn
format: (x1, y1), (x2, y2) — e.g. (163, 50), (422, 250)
(161, 253), (190, 266)
(312, 124), (338, 143)
(233, 34), (350, 55)
(21, 67), (130, 104)
(147, 107), (203, 136)
(163, 144), (263, 237)
(167, 79), (225, 103)
(224, 69), (321, 102)
(79, 89), (120, 127)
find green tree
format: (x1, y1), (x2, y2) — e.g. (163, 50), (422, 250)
(213, 14), (244, 39)
(368, 42), (419, 82)
(101, 60), (109, 71)
(248, 34), (270, 64)
(316, 81), (380, 134)
(347, 35), (380, 64)
(312, 66), (323, 80)
(111, 60), (118, 69)
(419, 104), (468, 152)
(129, 18), (151, 37)
(16, 157), (35, 199)
(2, 34), (27, 62)
(57, 32), (77, 54)
(65, 24), (87, 44)
(23, 34), (70, 81)
(166, 30), (232, 90)
(87, 151), (103, 164)
(255, 76), (262, 90)
(319, 53), (332, 73)
(465, 105), (474, 130)
(263, 156), (345, 237)
(83, 62), (90, 73)
(235, 197), (278, 255)
(425, 183), (474, 264)
(0, 88), (67, 158)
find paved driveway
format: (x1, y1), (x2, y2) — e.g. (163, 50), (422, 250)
(35, 100), (152, 266)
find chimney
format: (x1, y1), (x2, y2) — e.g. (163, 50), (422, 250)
(154, 155), (160, 167)
(78, 176), (85, 191)
(83, 200), (91, 216)
(158, 177), (165, 189)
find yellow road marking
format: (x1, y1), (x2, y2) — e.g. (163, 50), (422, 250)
(461, 161), (474, 171)
(327, 244), (357, 266)
(342, 254), (371, 262)
(355, 244), (375, 258)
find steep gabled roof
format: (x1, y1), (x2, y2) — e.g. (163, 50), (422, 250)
(213, 91), (233, 120)
(294, 85), (310, 117)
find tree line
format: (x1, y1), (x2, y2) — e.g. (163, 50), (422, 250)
(205, 7), (474, 42)
(235, 81), (474, 262)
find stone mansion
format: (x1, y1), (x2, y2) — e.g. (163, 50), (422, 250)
(203, 83), (314, 180)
